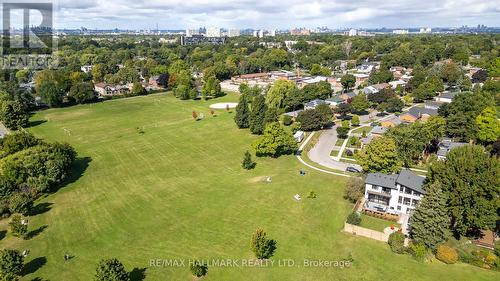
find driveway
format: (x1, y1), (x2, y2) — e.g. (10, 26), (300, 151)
(307, 125), (362, 172)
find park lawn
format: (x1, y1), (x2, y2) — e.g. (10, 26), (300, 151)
(0, 93), (497, 281)
(360, 214), (401, 232)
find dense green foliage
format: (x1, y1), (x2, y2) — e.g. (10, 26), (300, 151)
(346, 212), (361, 225)
(388, 231), (406, 254)
(296, 104), (332, 131)
(0, 249), (24, 281)
(356, 137), (402, 173)
(410, 183), (450, 250)
(250, 229), (277, 259)
(427, 145), (499, 237)
(94, 258), (129, 281)
(253, 122), (297, 157)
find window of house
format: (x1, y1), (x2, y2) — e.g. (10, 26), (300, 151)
(403, 197), (411, 205)
(397, 206), (401, 211)
(404, 188), (412, 195)
(398, 196), (402, 204)
(412, 199), (419, 206)
(399, 185), (403, 192)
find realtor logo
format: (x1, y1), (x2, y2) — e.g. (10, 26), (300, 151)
(1, 1), (56, 68)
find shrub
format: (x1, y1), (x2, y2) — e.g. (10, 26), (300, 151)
(0, 249), (24, 280)
(436, 245), (459, 264)
(345, 149), (354, 156)
(336, 126), (349, 139)
(349, 137), (359, 146)
(388, 231), (406, 254)
(190, 260), (208, 277)
(346, 212), (361, 225)
(282, 115), (293, 126)
(9, 214), (27, 238)
(307, 191), (317, 199)
(408, 242), (430, 262)
(242, 151), (256, 170)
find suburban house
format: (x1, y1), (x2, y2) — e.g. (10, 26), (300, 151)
(424, 101), (443, 110)
(381, 117), (402, 128)
(389, 80), (407, 90)
(360, 126), (388, 147)
(304, 99), (326, 110)
(363, 83), (391, 95)
(436, 139), (468, 160)
(270, 70), (297, 81)
(357, 62), (380, 73)
(148, 74), (167, 88)
(399, 106), (438, 123)
(363, 169), (426, 215)
(353, 73), (370, 87)
(283, 109), (303, 119)
(434, 92), (459, 103)
(94, 83), (130, 96)
(340, 91), (357, 101)
(325, 96), (344, 107)
(299, 76), (328, 88)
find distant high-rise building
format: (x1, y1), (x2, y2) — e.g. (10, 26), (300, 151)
(348, 29), (357, 36)
(206, 27), (221, 37)
(393, 29), (409, 34)
(291, 27), (310, 36)
(419, 27), (432, 34)
(258, 29), (264, 38)
(253, 30), (258, 37)
(268, 29), (276, 37)
(228, 29), (240, 37)
(186, 29), (198, 37)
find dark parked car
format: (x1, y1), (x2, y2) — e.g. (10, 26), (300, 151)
(346, 167), (361, 173)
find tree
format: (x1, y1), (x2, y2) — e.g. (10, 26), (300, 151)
(202, 76), (222, 99)
(68, 82), (97, 103)
(38, 80), (64, 108)
(410, 182), (450, 250)
(388, 231), (406, 254)
(344, 176), (365, 203)
(340, 74), (355, 92)
(334, 103), (352, 116)
(368, 69), (393, 84)
(387, 124), (427, 167)
(94, 258), (129, 281)
(252, 122), (297, 158)
(350, 94), (369, 113)
(249, 94), (267, 135)
(234, 94), (250, 129)
(8, 192), (34, 215)
(0, 100), (29, 130)
(9, 214), (27, 238)
(250, 229), (277, 259)
(296, 104), (332, 131)
(130, 82), (147, 96)
(0, 249), (23, 281)
(346, 212), (361, 225)
(439, 62), (462, 86)
(351, 115), (360, 126)
(310, 64), (331, 76)
(356, 137), (402, 174)
(385, 98), (404, 113)
(336, 126), (349, 139)
(265, 80), (296, 109)
(475, 107), (500, 143)
(471, 69), (488, 83)
(190, 260), (208, 277)
(427, 145), (499, 237)
(440, 92), (494, 142)
(302, 81), (332, 101)
(242, 151), (256, 170)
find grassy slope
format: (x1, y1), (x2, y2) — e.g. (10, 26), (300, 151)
(0, 93), (497, 281)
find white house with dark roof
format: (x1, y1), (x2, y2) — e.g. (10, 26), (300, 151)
(364, 169), (426, 216)
(436, 139), (468, 160)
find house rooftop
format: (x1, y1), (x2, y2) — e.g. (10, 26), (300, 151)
(407, 106), (438, 118)
(366, 169), (426, 194)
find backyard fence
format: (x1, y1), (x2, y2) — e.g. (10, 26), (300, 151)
(343, 223), (389, 242)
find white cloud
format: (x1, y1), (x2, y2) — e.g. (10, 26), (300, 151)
(47, 0), (500, 29)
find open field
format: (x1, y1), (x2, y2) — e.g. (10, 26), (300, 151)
(0, 93), (497, 280)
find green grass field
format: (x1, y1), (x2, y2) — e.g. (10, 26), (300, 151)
(0, 93), (497, 280)
(360, 214), (401, 232)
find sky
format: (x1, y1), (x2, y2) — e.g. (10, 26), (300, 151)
(5, 0), (500, 30)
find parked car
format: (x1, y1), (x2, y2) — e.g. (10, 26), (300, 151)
(346, 167), (361, 173)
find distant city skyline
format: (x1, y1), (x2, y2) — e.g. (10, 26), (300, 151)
(46, 0), (499, 30)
